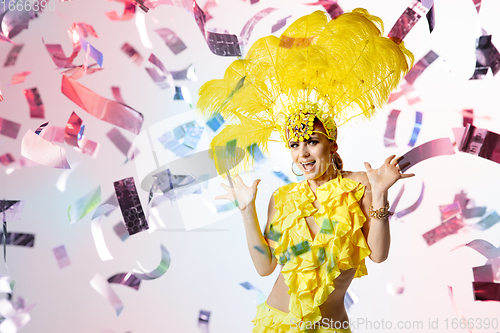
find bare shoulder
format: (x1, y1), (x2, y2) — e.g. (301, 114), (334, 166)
(341, 170), (370, 186)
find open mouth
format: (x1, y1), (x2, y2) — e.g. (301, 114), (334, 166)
(301, 161), (316, 172)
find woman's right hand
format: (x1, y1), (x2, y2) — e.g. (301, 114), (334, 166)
(215, 175), (261, 211)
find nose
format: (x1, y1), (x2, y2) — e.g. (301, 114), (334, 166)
(299, 143), (309, 157)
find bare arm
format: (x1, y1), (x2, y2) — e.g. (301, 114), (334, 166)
(240, 193), (278, 276)
(359, 173), (391, 263)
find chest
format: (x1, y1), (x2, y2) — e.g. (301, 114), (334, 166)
(304, 199), (322, 239)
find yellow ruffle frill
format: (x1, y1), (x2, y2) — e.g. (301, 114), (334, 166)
(270, 171), (371, 327)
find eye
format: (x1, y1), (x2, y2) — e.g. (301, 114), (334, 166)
(308, 141), (318, 145)
(290, 143), (298, 148)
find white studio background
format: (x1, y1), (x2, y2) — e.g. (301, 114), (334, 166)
(0, 0), (500, 332)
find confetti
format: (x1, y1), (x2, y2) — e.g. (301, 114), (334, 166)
(404, 50), (439, 84)
(388, 0), (429, 43)
(108, 273), (141, 290)
(171, 64), (197, 81)
(121, 42), (143, 65)
(198, 310), (210, 333)
(80, 38), (103, 67)
(472, 211), (500, 230)
(155, 27), (187, 54)
(398, 138), (455, 173)
(23, 88), (44, 118)
(107, 128), (133, 157)
(133, 244), (170, 280)
(90, 273), (124, 316)
(21, 129), (70, 169)
(52, 245), (70, 268)
(10, 71), (31, 85)
(408, 111), (422, 147)
(0, 117), (20, 139)
(383, 109), (400, 147)
(239, 8), (277, 45)
(3, 43), (24, 67)
(0, 232), (35, 247)
(0, 298), (32, 333)
(0, 153), (15, 166)
(113, 221), (129, 242)
(470, 34), (500, 80)
(145, 53), (174, 90)
(473, 264), (493, 282)
(111, 87), (126, 104)
(457, 124), (500, 164)
(68, 186), (101, 224)
(473, 282), (500, 301)
(422, 216), (464, 246)
(114, 177), (148, 236)
(105, 0), (136, 21)
(271, 15), (291, 34)
(61, 74), (144, 134)
(91, 204), (116, 261)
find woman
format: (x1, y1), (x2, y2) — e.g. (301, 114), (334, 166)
(197, 8), (415, 333)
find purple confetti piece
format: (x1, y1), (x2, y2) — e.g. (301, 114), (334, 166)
(239, 8), (277, 45)
(398, 138), (455, 173)
(396, 182), (424, 219)
(473, 264), (493, 282)
(0, 117), (21, 139)
(113, 221), (129, 242)
(383, 109), (400, 147)
(107, 273), (141, 291)
(53, 245), (70, 268)
(206, 31), (241, 57)
(389, 184), (405, 221)
(459, 239), (500, 259)
(171, 64), (197, 81)
(198, 310), (210, 333)
(107, 128), (133, 156)
(113, 177), (148, 236)
(271, 15), (291, 34)
(439, 201), (461, 223)
(470, 34), (500, 80)
(80, 37), (103, 67)
(121, 42), (143, 65)
(111, 86), (126, 104)
(154, 28), (187, 55)
(0, 232), (35, 247)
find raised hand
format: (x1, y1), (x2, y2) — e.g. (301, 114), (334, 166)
(216, 175), (261, 211)
(364, 155), (415, 193)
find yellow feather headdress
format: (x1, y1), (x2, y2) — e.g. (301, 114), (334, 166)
(197, 8), (414, 177)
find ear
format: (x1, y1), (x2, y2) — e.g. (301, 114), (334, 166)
(331, 141), (338, 154)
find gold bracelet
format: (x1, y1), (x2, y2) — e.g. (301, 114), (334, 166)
(369, 202), (394, 219)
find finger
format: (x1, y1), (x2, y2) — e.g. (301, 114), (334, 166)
(400, 173), (415, 179)
(364, 162), (373, 172)
(220, 183), (231, 190)
(392, 156), (404, 166)
(385, 154), (396, 164)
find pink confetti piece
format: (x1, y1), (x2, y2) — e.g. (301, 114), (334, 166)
(271, 15), (291, 34)
(405, 50), (439, 84)
(40, 126), (65, 144)
(133, 244), (170, 280)
(20, 129), (70, 169)
(0, 117), (21, 139)
(154, 27), (187, 54)
(106, 128), (133, 156)
(395, 182), (424, 219)
(65, 111), (83, 147)
(398, 137), (455, 173)
(111, 86), (126, 104)
(67, 186), (101, 224)
(90, 204), (116, 261)
(0, 153), (15, 166)
(0, 89), (3, 101)
(73, 22), (98, 38)
(90, 273), (124, 316)
(105, 0), (136, 21)
(458, 124), (500, 164)
(422, 216), (464, 246)
(61, 74), (144, 134)
(439, 201), (461, 223)
(52, 245), (70, 268)
(121, 42), (143, 65)
(23, 88), (45, 118)
(42, 34), (81, 69)
(472, 0), (481, 13)
(306, 1), (343, 19)
(145, 53), (174, 90)
(0, 7), (32, 39)
(3, 44), (24, 67)
(389, 184), (404, 221)
(108, 272), (141, 290)
(388, 0), (429, 43)
(383, 109), (400, 147)
(9, 71), (31, 85)
(462, 109), (473, 127)
(113, 177), (148, 235)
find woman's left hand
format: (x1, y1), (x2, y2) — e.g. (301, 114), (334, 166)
(364, 155), (415, 193)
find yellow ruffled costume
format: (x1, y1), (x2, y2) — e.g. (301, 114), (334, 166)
(253, 171), (369, 332)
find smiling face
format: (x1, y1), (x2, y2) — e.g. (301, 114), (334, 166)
(289, 118), (337, 180)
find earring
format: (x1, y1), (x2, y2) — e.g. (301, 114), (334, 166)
(291, 161), (303, 176)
